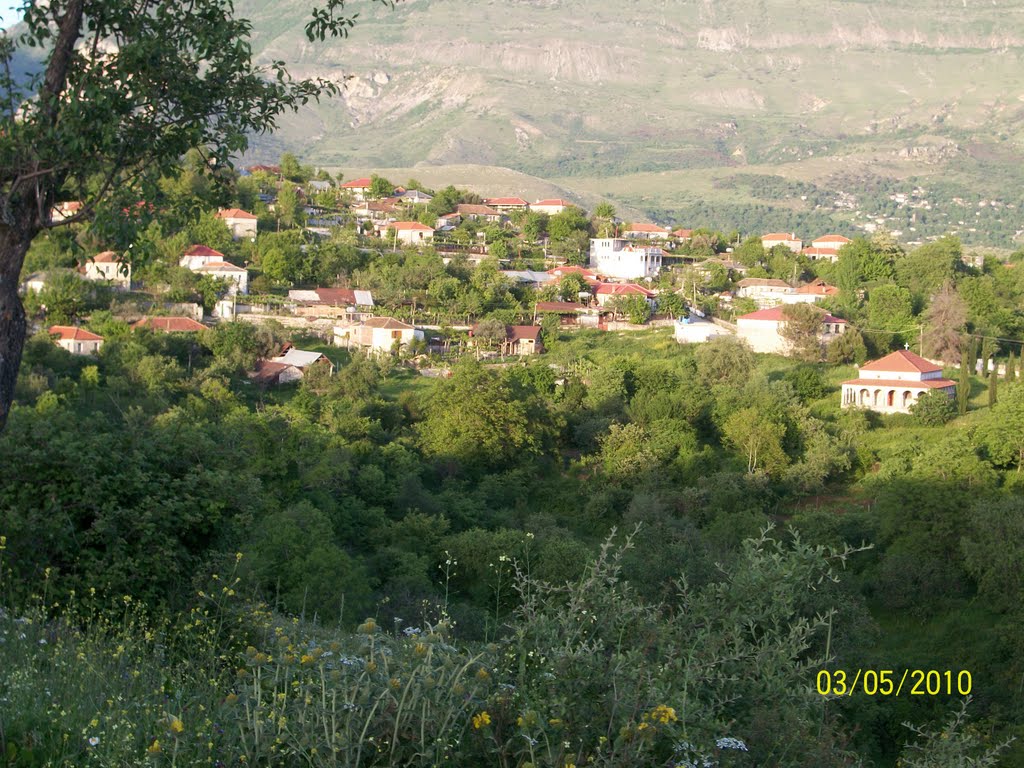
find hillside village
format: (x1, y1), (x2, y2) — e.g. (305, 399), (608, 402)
(21, 156), (1024, 415)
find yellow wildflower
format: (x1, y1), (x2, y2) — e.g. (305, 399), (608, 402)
(300, 654), (314, 665)
(168, 716), (184, 734)
(648, 704), (677, 724)
(475, 667), (490, 681)
(147, 740), (161, 755)
(472, 711), (492, 730)
(225, 693), (239, 705)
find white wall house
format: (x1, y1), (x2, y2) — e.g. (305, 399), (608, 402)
(761, 232), (803, 253)
(335, 317), (424, 352)
(50, 325), (103, 355)
(385, 221), (434, 245)
(340, 177), (373, 201)
(195, 261), (249, 295)
(215, 208), (258, 240)
(623, 223), (670, 240)
(531, 199), (572, 215)
(736, 278), (794, 307)
(84, 251), (130, 290)
(840, 350), (956, 414)
(589, 238), (662, 279)
(736, 306), (846, 355)
(179, 245), (227, 270)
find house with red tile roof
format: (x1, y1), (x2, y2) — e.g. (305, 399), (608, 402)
(49, 325), (103, 355)
(736, 306), (846, 354)
(531, 199), (573, 215)
(593, 282), (657, 307)
(841, 350), (955, 413)
(761, 232), (802, 253)
(671, 228), (693, 240)
(789, 279), (839, 303)
(83, 251), (130, 289)
(812, 234), (851, 249)
(483, 197), (529, 212)
(340, 177), (373, 201)
(624, 223), (670, 240)
(180, 245), (227, 270)
(132, 317), (207, 333)
(378, 221), (434, 245)
(215, 208), (257, 240)
(456, 203), (504, 223)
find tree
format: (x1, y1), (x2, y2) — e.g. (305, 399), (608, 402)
(610, 295), (652, 325)
(0, 0), (372, 433)
(655, 291), (687, 319)
(910, 389), (956, 426)
(957, 344), (973, 416)
(778, 303), (825, 362)
(988, 366), (998, 408)
(723, 406), (789, 476)
(275, 181), (302, 229)
(557, 273), (589, 302)
(1008, 350), (1017, 383)
(923, 281), (966, 363)
(368, 174), (394, 200)
(472, 317), (508, 353)
(694, 335), (755, 387)
(826, 328), (868, 365)
(978, 383), (1024, 470)
(865, 284), (915, 350)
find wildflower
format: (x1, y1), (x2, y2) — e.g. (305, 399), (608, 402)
(168, 716), (184, 734)
(147, 740), (161, 755)
(475, 667), (490, 681)
(225, 693), (239, 705)
(357, 619), (377, 634)
(300, 654), (314, 665)
(649, 704), (677, 724)
(472, 711), (492, 729)
(715, 736), (748, 751)
(414, 642), (428, 657)
(389, 677), (401, 689)
(88, 736), (100, 746)
(366, 661), (377, 673)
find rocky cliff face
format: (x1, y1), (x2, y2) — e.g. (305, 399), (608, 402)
(236, 0), (1024, 241)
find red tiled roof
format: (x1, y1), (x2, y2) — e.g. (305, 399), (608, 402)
(536, 301), (585, 313)
(49, 325), (103, 341)
(508, 325), (541, 341)
(762, 232), (799, 240)
(672, 228), (693, 237)
(738, 307), (847, 324)
(860, 350), (942, 374)
(795, 282), (839, 295)
(533, 198), (571, 206)
(341, 177), (372, 188)
(216, 208), (256, 220)
(484, 197), (528, 206)
(314, 288), (358, 304)
(840, 378), (956, 389)
(814, 234), (851, 244)
(457, 204), (502, 217)
(92, 251), (118, 263)
(132, 317), (207, 332)
(626, 223), (669, 233)
(594, 283), (655, 297)
(184, 245), (225, 258)
(390, 221), (434, 231)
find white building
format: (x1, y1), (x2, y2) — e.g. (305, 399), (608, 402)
(385, 221), (434, 245)
(195, 261), (249, 295)
(50, 325), (103, 355)
(334, 317), (424, 353)
(736, 278), (794, 307)
(339, 177), (373, 201)
(736, 306), (846, 355)
(674, 316), (729, 343)
(840, 350), (956, 413)
(84, 251), (130, 290)
(215, 208), (258, 240)
(811, 234), (851, 251)
(180, 245), (227, 270)
(589, 238), (662, 279)
(531, 198), (573, 215)
(761, 232), (803, 253)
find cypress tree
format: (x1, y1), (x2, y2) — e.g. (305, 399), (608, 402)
(957, 342), (972, 415)
(1008, 350), (1017, 383)
(989, 366), (998, 407)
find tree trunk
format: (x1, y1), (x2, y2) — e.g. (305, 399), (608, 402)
(0, 224), (34, 433)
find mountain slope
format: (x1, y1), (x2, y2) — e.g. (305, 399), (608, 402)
(241, 0), (1024, 242)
